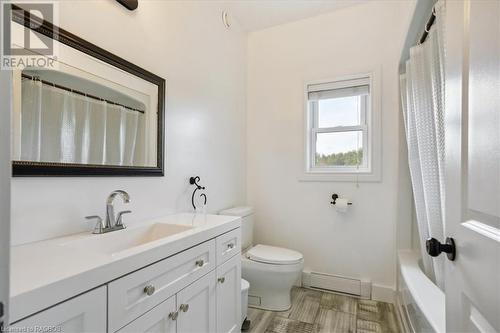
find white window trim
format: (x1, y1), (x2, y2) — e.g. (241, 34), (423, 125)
(300, 71), (382, 182)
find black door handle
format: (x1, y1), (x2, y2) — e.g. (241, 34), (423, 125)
(426, 237), (456, 261)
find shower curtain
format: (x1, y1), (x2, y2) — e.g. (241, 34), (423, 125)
(400, 1), (446, 289)
(20, 79), (144, 166)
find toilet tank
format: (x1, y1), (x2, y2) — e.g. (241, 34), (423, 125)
(219, 206), (254, 250)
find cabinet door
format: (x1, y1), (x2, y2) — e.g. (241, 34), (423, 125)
(117, 295), (176, 333)
(176, 271), (216, 333)
(10, 286), (106, 333)
(216, 255), (241, 333)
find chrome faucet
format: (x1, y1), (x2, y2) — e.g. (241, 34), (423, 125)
(106, 190), (131, 228)
(86, 190), (131, 234)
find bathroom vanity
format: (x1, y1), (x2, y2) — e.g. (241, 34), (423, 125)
(9, 213), (242, 333)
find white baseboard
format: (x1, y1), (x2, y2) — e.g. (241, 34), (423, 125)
(371, 284), (396, 303)
(301, 271), (396, 304)
(302, 270), (371, 298)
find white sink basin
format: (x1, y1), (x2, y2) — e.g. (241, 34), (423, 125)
(61, 223), (193, 256)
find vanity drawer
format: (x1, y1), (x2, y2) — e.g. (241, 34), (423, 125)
(108, 240), (216, 332)
(216, 228), (241, 265)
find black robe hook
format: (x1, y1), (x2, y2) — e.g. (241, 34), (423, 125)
(190, 176), (207, 210)
(116, 0), (138, 11)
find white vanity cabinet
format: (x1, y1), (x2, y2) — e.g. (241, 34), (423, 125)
(119, 258), (241, 333)
(108, 240), (216, 332)
(114, 228), (241, 333)
(10, 226), (241, 333)
(216, 254), (242, 333)
(116, 295), (177, 333)
(10, 286), (107, 332)
(216, 228), (241, 264)
(176, 270), (217, 333)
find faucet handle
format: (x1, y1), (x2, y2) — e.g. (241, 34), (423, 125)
(85, 215), (103, 234)
(116, 210), (132, 227)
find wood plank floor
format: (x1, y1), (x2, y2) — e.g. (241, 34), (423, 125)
(245, 287), (402, 333)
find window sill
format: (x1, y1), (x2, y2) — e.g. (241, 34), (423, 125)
(298, 171), (381, 183)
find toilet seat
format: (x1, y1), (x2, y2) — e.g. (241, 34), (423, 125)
(246, 244), (303, 265)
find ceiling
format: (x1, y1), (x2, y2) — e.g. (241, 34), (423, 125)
(224, 0), (367, 32)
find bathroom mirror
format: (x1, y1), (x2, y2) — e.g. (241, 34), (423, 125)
(9, 5), (165, 176)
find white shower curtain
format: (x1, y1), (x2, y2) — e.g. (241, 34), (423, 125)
(400, 1), (446, 289)
(20, 79), (144, 166)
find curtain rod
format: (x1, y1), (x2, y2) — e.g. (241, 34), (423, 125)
(21, 73), (145, 114)
(419, 7), (436, 44)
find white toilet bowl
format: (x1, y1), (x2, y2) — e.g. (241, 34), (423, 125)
(218, 207), (304, 312)
(242, 244), (303, 311)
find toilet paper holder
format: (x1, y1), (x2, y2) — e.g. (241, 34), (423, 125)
(330, 193), (353, 205)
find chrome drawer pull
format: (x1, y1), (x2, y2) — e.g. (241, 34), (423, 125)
(143, 285), (155, 296)
(168, 311), (178, 320)
(179, 304), (189, 312)
(218, 277), (225, 284)
(227, 243), (234, 249)
(195, 259), (204, 267)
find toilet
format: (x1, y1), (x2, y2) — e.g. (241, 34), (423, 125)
(219, 207), (304, 311)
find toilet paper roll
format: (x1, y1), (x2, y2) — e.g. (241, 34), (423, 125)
(335, 198), (349, 213)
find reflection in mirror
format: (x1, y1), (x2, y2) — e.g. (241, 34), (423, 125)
(13, 65), (158, 168)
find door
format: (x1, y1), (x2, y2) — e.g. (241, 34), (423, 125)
(177, 270), (216, 333)
(0, 69), (11, 328)
(216, 255), (241, 333)
(117, 295), (177, 333)
(444, 0), (500, 332)
(10, 286), (106, 333)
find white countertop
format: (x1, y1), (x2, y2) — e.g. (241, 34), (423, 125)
(10, 213), (241, 323)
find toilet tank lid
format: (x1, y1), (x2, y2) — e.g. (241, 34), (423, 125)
(219, 206), (254, 217)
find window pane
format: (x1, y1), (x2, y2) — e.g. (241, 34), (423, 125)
(315, 131), (363, 167)
(318, 96), (362, 128)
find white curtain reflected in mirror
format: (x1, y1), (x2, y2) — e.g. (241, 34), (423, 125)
(14, 67), (156, 168)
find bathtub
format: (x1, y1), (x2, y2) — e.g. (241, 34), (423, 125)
(396, 250), (445, 333)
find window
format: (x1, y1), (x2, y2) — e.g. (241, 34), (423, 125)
(306, 75), (372, 175)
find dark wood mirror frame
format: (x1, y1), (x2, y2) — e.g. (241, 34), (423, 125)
(10, 5), (165, 177)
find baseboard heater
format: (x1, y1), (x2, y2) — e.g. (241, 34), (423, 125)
(302, 270), (371, 298)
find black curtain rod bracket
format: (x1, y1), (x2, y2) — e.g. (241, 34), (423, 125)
(419, 7), (436, 44)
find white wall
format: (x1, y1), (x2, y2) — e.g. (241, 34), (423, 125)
(11, 1), (247, 245)
(247, 1), (414, 297)
(1, 68), (12, 324)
